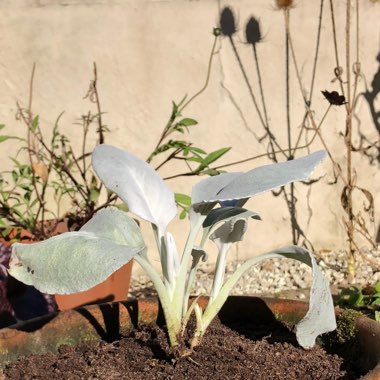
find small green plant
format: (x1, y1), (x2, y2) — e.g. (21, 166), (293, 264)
(9, 145), (336, 354)
(0, 97), (229, 240)
(336, 283), (380, 321)
(0, 64), (115, 241)
(323, 308), (362, 365)
(0, 29), (228, 239)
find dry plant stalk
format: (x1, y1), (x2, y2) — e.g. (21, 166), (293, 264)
(213, 1), (377, 279)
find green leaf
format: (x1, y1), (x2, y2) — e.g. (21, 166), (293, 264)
(178, 118), (198, 127)
(2, 191), (10, 201)
(11, 170), (18, 183)
(179, 210), (187, 220)
(371, 297), (380, 306)
(201, 169), (222, 176)
(173, 126), (185, 134)
(374, 282), (380, 293)
(175, 193), (192, 220)
(198, 147), (231, 170)
(350, 293), (364, 306)
(171, 100), (179, 116)
(0, 136), (11, 143)
(89, 188), (100, 203)
(31, 115), (39, 132)
(23, 191), (31, 201)
(114, 203), (129, 212)
(186, 156), (203, 164)
(174, 193), (192, 207)
(187, 146), (206, 155)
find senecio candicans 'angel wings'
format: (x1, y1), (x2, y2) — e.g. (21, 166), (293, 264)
(9, 144), (336, 352)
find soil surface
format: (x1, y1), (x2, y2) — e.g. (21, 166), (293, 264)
(4, 318), (363, 380)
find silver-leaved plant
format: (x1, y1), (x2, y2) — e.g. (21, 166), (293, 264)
(8, 144), (336, 352)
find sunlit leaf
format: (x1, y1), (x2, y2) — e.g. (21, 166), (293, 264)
(196, 147), (231, 171)
(202, 245), (336, 349)
(192, 151), (326, 207)
(178, 118), (198, 127)
(92, 144), (177, 232)
(9, 208), (145, 294)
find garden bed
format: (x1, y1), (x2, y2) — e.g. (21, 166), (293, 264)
(3, 296), (370, 380)
(4, 317), (360, 380)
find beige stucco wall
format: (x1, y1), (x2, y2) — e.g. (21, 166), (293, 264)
(0, 0), (379, 275)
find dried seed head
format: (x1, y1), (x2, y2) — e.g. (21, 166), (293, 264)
(220, 7), (236, 37)
(245, 16), (262, 46)
(321, 90), (347, 106)
(275, 0), (294, 9)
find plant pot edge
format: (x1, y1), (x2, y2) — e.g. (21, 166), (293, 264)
(0, 295), (378, 379)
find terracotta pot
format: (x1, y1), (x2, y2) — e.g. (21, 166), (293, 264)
(54, 262), (133, 310)
(0, 221), (133, 311)
(0, 219), (69, 247)
(0, 296), (379, 378)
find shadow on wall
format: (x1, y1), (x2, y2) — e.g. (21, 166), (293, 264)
(355, 52), (380, 164)
(360, 49), (380, 242)
(219, 5), (380, 246)
(218, 6), (320, 250)
(362, 51), (380, 162)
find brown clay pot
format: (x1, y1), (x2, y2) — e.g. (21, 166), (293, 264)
(54, 262), (133, 310)
(1, 221), (133, 311)
(0, 296), (379, 378)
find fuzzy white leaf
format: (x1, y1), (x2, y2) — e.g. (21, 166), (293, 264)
(203, 207), (261, 229)
(201, 207), (260, 246)
(8, 208), (146, 294)
(192, 151), (326, 206)
(202, 245), (336, 349)
(164, 231), (180, 282)
(92, 144), (177, 231)
(80, 207), (144, 248)
(192, 172), (242, 206)
(210, 218), (248, 247)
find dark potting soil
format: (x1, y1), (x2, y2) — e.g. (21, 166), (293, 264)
(3, 317), (363, 380)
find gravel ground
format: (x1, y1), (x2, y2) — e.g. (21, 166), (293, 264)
(129, 245), (380, 301)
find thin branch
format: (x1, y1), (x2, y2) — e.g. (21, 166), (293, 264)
(179, 34), (219, 112)
(309, 0), (325, 102)
(148, 34), (219, 164)
(92, 62), (105, 144)
(329, 0), (349, 113)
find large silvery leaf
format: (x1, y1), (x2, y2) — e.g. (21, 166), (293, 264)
(201, 207), (260, 246)
(203, 207), (261, 229)
(192, 151), (326, 206)
(80, 207), (144, 248)
(202, 245), (336, 349)
(192, 172), (242, 206)
(92, 144), (177, 231)
(8, 208), (146, 294)
(209, 218), (248, 247)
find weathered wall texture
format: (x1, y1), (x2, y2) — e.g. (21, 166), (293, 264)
(0, 0), (379, 273)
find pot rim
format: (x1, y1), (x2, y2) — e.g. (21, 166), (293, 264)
(0, 295), (379, 379)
